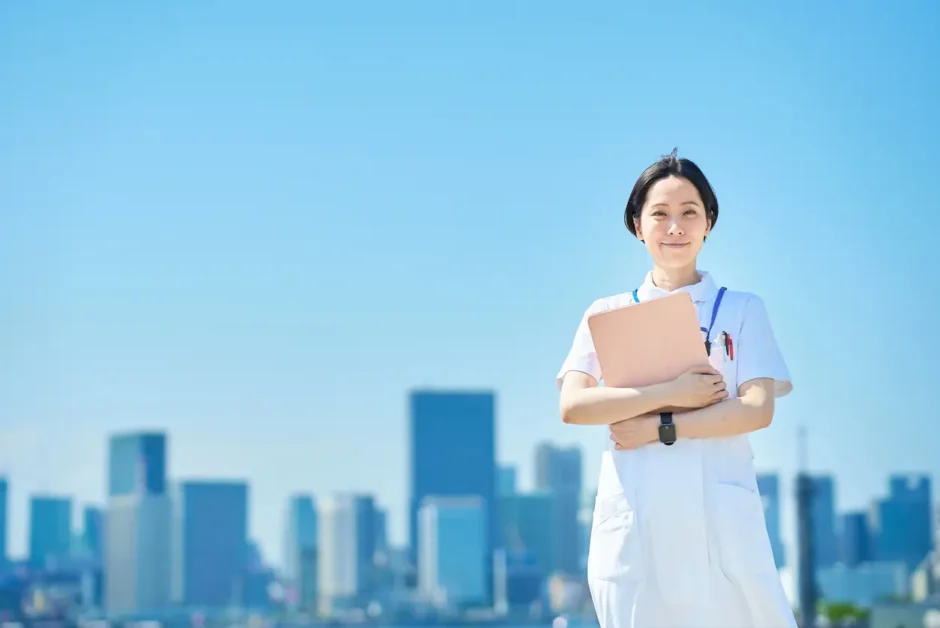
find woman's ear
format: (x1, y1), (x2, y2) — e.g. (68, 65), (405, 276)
(633, 217), (643, 241)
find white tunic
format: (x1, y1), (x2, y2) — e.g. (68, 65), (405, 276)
(556, 272), (796, 628)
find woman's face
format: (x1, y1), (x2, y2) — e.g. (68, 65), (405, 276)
(634, 176), (711, 269)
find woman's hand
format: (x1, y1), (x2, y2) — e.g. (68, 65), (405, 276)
(662, 364), (728, 409)
(609, 414), (659, 450)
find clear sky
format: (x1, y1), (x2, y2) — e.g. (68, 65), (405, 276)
(2, 1), (938, 567)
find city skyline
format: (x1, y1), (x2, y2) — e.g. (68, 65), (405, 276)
(0, 416), (933, 575)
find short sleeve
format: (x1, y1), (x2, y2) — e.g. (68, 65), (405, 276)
(736, 295), (793, 397)
(556, 303), (602, 388)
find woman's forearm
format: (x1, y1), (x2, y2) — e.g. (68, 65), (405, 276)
(674, 379), (775, 439)
(561, 382), (674, 426)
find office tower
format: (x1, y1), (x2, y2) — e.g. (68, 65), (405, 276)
(374, 507), (388, 554)
(105, 431), (171, 614)
(498, 466), (517, 496)
(810, 475), (838, 569)
(409, 390), (496, 599)
(28, 496), (72, 568)
(171, 481), (249, 607)
(757, 473), (785, 568)
(534, 443), (582, 575)
(418, 496), (487, 609)
(795, 472), (817, 628)
(498, 493), (555, 573)
(283, 493), (318, 610)
(0, 477), (7, 568)
(840, 511), (872, 567)
(82, 506), (104, 564)
(318, 494), (377, 614)
(874, 474), (932, 570)
(284, 494), (318, 579)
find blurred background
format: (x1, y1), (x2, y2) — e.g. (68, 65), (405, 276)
(2, 1), (939, 627)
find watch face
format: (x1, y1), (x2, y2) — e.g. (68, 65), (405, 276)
(659, 423), (677, 445)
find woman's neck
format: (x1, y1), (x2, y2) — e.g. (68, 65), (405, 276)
(651, 264), (701, 292)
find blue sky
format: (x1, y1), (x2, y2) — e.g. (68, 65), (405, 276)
(1, 1), (938, 566)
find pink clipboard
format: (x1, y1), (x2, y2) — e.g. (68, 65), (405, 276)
(587, 292), (709, 410)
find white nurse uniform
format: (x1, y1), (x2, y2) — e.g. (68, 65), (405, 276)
(557, 271), (796, 628)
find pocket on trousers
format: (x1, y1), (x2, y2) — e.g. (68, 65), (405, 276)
(587, 492), (643, 582)
(713, 482), (778, 581)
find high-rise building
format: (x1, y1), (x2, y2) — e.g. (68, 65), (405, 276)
(82, 506), (105, 565)
(374, 507), (388, 554)
(840, 511), (872, 567)
(498, 492), (554, 573)
(317, 494), (377, 614)
(284, 495), (318, 575)
(283, 493), (318, 605)
(28, 496), (72, 569)
(874, 474), (932, 570)
(105, 431), (171, 615)
(418, 496), (487, 609)
(757, 473), (785, 568)
(534, 443), (582, 575)
(0, 477), (8, 568)
(811, 475), (838, 569)
(409, 390), (497, 599)
(498, 466), (517, 496)
(171, 481), (249, 607)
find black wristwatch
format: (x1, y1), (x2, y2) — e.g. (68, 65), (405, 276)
(659, 412), (677, 446)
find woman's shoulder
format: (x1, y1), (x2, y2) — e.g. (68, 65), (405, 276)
(582, 291), (636, 315)
(718, 287), (770, 313)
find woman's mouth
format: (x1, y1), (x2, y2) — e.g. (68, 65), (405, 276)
(661, 242), (690, 248)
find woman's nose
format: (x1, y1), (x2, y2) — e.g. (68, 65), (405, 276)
(667, 220), (684, 235)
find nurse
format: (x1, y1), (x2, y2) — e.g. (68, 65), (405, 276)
(556, 149), (796, 628)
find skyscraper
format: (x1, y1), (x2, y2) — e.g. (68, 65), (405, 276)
(497, 466), (517, 496)
(811, 475), (838, 569)
(840, 511), (872, 567)
(29, 496), (72, 569)
(283, 494), (318, 611)
(534, 443), (582, 575)
(874, 474), (932, 570)
(0, 477), (8, 568)
(409, 390), (497, 599)
(757, 473), (785, 568)
(172, 481), (249, 607)
(418, 496), (487, 609)
(83, 506), (105, 565)
(317, 494), (377, 614)
(498, 492), (555, 572)
(105, 431), (171, 614)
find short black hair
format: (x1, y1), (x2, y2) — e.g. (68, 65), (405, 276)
(623, 148), (719, 237)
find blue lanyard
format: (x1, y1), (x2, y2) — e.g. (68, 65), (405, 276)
(632, 287), (727, 355)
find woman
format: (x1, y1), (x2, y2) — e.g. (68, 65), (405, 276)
(556, 149), (795, 628)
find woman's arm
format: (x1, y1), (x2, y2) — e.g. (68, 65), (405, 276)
(609, 378), (776, 449)
(673, 378), (775, 438)
(559, 371), (674, 426)
(559, 365), (726, 426)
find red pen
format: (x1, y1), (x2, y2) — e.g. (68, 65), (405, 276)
(727, 334), (734, 360)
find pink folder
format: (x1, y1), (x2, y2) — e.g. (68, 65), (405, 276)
(587, 292), (709, 408)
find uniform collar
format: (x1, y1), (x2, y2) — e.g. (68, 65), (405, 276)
(636, 270), (718, 304)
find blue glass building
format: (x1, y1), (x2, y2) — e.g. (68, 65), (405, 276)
(172, 480), (249, 607)
(757, 473), (786, 569)
(874, 474), (932, 570)
(418, 496), (487, 608)
(109, 432), (167, 497)
(28, 496), (72, 568)
(409, 390), (496, 599)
